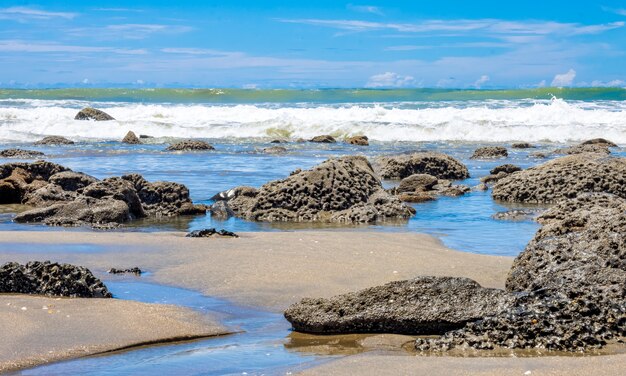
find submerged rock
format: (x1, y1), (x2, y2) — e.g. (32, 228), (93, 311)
(122, 131), (142, 144)
(470, 146), (508, 159)
(492, 154), (626, 203)
(309, 135), (336, 143)
(74, 107), (115, 121)
(186, 228), (239, 238)
(0, 261), (111, 298)
(0, 149), (44, 158)
(165, 140), (215, 151)
(1, 161), (204, 227)
(511, 142), (535, 149)
(34, 136), (74, 145)
(285, 276), (513, 335)
(262, 146), (287, 154)
(376, 152), (469, 180)
(222, 156), (415, 223)
(346, 135), (369, 146)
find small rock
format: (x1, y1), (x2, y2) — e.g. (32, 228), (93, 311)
(470, 146), (508, 159)
(346, 135), (369, 146)
(511, 142), (535, 149)
(270, 139), (287, 143)
(122, 131), (142, 145)
(186, 228), (239, 238)
(492, 209), (542, 221)
(108, 267), (142, 275)
(139, 135), (154, 139)
(262, 146), (287, 154)
(74, 107), (115, 121)
(34, 136), (74, 145)
(309, 135), (336, 143)
(209, 201), (235, 219)
(166, 140), (215, 151)
(0, 149), (45, 158)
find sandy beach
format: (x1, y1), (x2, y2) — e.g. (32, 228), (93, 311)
(0, 294), (229, 373)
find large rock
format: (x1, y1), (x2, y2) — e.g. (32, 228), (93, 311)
(285, 276), (513, 335)
(376, 152), (469, 180)
(122, 131), (142, 144)
(0, 261), (111, 298)
(165, 140), (215, 151)
(33, 136), (74, 145)
(0, 149), (44, 158)
(492, 154), (626, 203)
(223, 156), (414, 223)
(470, 146), (508, 159)
(1, 161), (204, 227)
(74, 107), (115, 121)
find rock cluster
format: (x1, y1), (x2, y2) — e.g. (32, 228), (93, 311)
(0, 149), (44, 158)
(376, 152), (469, 180)
(309, 135), (336, 143)
(122, 131), (142, 144)
(470, 146), (508, 159)
(0, 261), (111, 298)
(284, 276), (513, 335)
(0, 160), (204, 227)
(74, 107), (115, 121)
(186, 228), (239, 238)
(34, 136), (74, 145)
(480, 164), (521, 184)
(492, 154), (626, 203)
(166, 140), (215, 151)
(346, 135), (369, 146)
(389, 173), (470, 203)
(216, 156), (415, 223)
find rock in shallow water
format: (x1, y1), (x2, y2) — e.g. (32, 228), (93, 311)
(376, 152), (469, 180)
(165, 140), (215, 151)
(470, 146), (508, 159)
(309, 135), (336, 143)
(33, 136), (74, 145)
(0, 261), (111, 298)
(186, 228), (239, 238)
(74, 107), (115, 121)
(221, 156), (415, 223)
(346, 135), (369, 146)
(284, 276), (513, 335)
(122, 131), (142, 145)
(0, 149), (44, 158)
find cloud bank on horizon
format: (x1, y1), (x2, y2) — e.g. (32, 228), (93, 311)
(0, 1), (624, 88)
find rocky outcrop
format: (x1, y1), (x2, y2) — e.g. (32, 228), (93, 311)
(492, 154), (626, 203)
(309, 135), (336, 143)
(122, 131), (142, 144)
(165, 140), (215, 151)
(376, 152), (469, 180)
(74, 107), (115, 121)
(0, 161), (204, 227)
(186, 228), (239, 238)
(480, 164), (521, 184)
(511, 142), (535, 149)
(470, 146), (508, 159)
(346, 135), (369, 146)
(219, 156), (415, 223)
(284, 276), (513, 335)
(0, 261), (111, 298)
(0, 149), (44, 158)
(33, 136), (74, 145)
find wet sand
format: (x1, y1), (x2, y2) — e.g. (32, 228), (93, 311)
(0, 231), (512, 310)
(0, 294), (229, 373)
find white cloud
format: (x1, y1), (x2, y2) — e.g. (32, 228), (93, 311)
(347, 5), (384, 16)
(67, 24), (192, 40)
(551, 69), (576, 87)
(366, 72), (414, 88)
(590, 79), (625, 87)
(278, 18), (624, 36)
(0, 6), (76, 20)
(474, 75), (490, 88)
(0, 40), (147, 55)
(384, 45), (431, 51)
(601, 6), (626, 16)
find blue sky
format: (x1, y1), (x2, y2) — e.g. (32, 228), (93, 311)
(0, 1), (625, 88)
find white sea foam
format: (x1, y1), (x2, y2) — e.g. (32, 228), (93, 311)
(0, 98), (625, 143)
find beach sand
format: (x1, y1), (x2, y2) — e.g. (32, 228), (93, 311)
(1, 230), (624, 375)
(0, 294), (229, 373)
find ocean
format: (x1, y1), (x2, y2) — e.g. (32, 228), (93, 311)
(1, 88), (625, 256)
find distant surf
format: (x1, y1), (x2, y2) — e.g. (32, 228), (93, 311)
(0, 88), (625, 143)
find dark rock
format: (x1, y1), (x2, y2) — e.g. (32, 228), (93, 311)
(470, 146), (508, 159)
(122, 131), (142, 144)
(376, 152), (469, 180)
(309, 135), (336, 143)
(74, 107), (115, 121)
(139, 134), (154, 139)
(122, 173), (202, 217)
(262, 146), (287, 154)
(346, 135), (369, 146)
(492, 209), (542, 221)
(0, 261), (111, 298)
(511, 142), (535, 149)
(530, 152), (548, 159)
(186, 228), (239, 238)
(480, 164), (522, 184)
(553, 144), (610, 155)
(0, 149), (44, 158)
(270, 139), (287, 143)
(224, 156), (414, 223)
(108, 267), (142, 275)
(396, 174), (438, 193)
(33, 136), (74, 145)
(210, 200), (234, 219)
(48, 171), (98, 191)
(285, 276), (513, 335)
(210, 186), (257, 201)
(581, 138), (617, 147)
(434, 181), (471, 196)
(492, 154), (626, 203)
(165, 140), (215, 151)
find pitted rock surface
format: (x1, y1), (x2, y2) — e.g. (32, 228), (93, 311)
(0, 149), (44, 158)
(376, 152), (469, 180)
(74, 107), (115, 121)
(33, 136), (74, 145)
(166, 140), (215, 151)
(470, 146), (508, 159)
